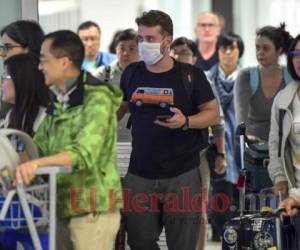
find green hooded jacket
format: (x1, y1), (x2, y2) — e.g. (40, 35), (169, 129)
(34, 72), (123, 218)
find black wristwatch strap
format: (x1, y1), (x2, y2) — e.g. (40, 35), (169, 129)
(181, 116), (189, 130)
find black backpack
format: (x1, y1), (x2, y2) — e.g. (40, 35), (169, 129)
(125, 61), (209, 150)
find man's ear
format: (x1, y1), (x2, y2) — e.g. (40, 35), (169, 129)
(166, 35), (173, 46)
(61, 57), (71, 70)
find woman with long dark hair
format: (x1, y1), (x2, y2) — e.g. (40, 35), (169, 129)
(0, 20), (44, 59)
(0, 20), (45, 119)
(1, 53), (49, 136)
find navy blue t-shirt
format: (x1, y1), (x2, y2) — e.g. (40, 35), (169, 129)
(120, 60), (215, 179)
(195, 50), (218, 71)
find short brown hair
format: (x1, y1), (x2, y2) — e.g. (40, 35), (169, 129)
(135, 10), (173, 36)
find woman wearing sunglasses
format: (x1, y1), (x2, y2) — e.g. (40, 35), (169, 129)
(269, 34), (300, 213)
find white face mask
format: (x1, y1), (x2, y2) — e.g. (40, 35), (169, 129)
(138, 42), (164, 65)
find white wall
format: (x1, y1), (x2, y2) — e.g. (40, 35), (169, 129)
(39, 0), (80, 33)
(234, 0), (300, 66)
(79, 0), (142, 52)
(38, 0), (209, 52)
(38, 0), (300, 64)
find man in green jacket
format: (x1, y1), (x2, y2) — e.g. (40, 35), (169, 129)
(15, 30), (123, 250)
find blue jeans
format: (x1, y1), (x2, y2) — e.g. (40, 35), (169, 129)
(123, 168), (202, 250)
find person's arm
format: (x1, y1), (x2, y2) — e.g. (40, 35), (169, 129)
(234, 69), (251, 127)
(189, 100), (219, 128)
(117, 101), (128, 121)
(15, 152), (72, 184)
(268, 90), (288, 195)
(118, 64), (132, 121)
(15, 86), (115, 185)
(213, 133), (227, 174)
(209, 76), (226, 174)
(279, 196), (300, 216)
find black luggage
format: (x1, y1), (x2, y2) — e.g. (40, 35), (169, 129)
(224, 124), (299, 250)
(222, 212), (298, 250)
(244, 141), (273, 192)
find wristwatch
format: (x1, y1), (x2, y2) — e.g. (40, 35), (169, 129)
(217, 152), (226, 159)
(181, 116), (189, 131)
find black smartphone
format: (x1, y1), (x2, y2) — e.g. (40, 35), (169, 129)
(156, 115), (173, 122)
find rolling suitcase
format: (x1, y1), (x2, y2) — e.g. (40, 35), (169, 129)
(222, 124), (298, 250)
(222, 211), (298, 250)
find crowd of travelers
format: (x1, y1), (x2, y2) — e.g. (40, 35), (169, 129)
(1, 9), (300, 250)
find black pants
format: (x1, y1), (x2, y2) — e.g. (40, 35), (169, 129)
(209, 179), (239, 239)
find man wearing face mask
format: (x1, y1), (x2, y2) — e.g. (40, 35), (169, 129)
(119, 10), (219, 250)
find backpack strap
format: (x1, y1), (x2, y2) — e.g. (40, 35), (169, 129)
(249, 66), (259, 96)
(180, 62), (194, 106)
(125, 62), (142, 129)
(278, 109), (286, 158)
(249, 66), (292, 96)
(283, 66), (292, 85)
(104, 66), (111, 83)
(179, 62), (209, 149)
(126, 114), (132, 129)
(84, 72), (114, 92)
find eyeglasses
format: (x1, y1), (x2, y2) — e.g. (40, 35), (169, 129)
(289, 50), (300, 58)
(198, 23), (218, 29)
(1, 73), (12, 81)
(39, 56), (72, 65)
(39, 57), (50, 65)
(0, 44), (22, 53)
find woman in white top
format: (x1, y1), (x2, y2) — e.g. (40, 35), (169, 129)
(1, 53), (49, 136)
(268, 34), (300, 238)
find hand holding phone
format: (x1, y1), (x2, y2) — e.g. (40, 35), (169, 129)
(156, 115), (173, 122)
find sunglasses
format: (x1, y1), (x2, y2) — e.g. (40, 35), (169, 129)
(289, 50), (300, 58)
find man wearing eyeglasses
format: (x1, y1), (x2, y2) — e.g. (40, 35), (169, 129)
(194, 12), (221, 71)
(15, 30), (123, 250)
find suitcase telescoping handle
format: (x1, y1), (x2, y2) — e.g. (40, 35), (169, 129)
(237, 123), (246, 170)
(272, 205), (300, 217)
(236, 123), (247, 216)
